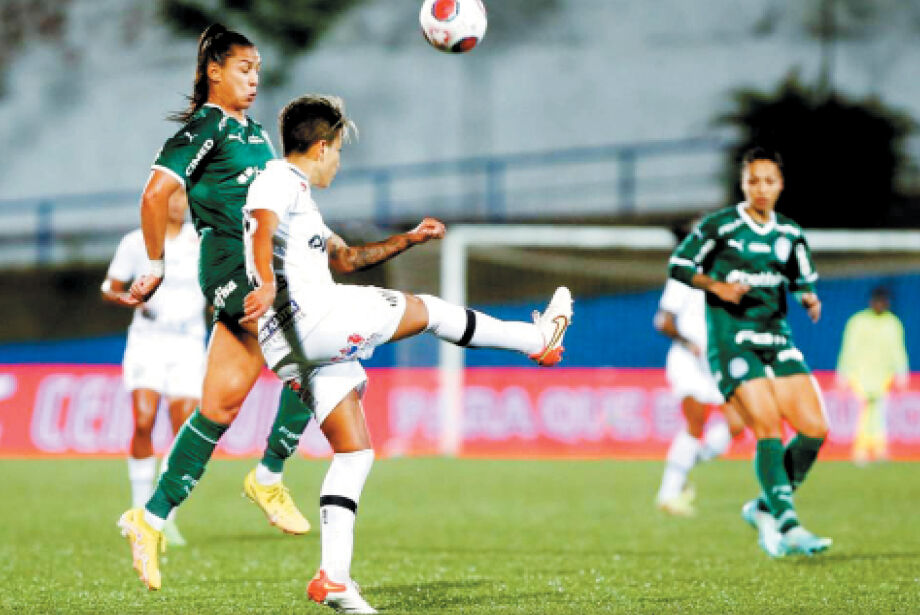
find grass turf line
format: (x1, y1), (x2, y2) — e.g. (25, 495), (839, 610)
(0, 458), (918, 614)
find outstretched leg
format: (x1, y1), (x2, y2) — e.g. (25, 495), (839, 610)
(391, 287), (572, 366)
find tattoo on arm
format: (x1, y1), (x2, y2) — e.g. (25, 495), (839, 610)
(329, 233), (413, 273)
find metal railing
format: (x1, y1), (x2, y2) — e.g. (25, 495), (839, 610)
(0, 136), (731, 268)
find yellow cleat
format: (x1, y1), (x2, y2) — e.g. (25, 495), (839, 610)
(117, 508), (165, 590)
(243, 469), (311, 535)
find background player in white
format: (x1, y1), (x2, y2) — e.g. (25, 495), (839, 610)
(654, 277), (745, 516)
(101, 188), (205, 547)
(240, 94), (572, 614)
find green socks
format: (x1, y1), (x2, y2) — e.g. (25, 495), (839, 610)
(755, 438), (799, 532)
(783, 433), (824, 490)
(146, 409), (228, 520)
(260, 387), (315, 473)
(756, 433), (825, 521)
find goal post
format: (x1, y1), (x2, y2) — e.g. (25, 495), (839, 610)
(437, 224), (920, 456)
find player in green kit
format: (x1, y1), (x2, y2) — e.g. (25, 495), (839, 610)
(116, 24), (314, 591)
(668, 147), (831, 558)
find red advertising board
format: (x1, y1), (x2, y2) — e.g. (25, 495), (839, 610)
(1, 365), (919, 459)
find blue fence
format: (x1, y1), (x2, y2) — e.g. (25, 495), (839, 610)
(4, 273), (917, 370)
(0, 137), (729, 267)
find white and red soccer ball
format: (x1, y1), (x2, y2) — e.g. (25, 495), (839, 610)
(419, 0), (487, 53)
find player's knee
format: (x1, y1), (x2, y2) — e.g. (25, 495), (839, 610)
(133, 420), (154, 440)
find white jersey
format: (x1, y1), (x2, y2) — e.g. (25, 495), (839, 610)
(658, 278), (707, 353)
(107, 224), (206, 343)
(243, 159), (338, 336)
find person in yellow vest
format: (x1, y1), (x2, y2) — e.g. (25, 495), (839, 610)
(837, 287), (910, 464)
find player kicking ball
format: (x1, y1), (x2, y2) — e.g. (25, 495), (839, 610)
(239, 94), (572, 613)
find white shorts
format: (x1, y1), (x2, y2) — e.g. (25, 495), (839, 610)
(122, 334), (206, 399)
(293, 361), (369, 425)
(666, 344), (724, 406)
(261, 284), (406, 420)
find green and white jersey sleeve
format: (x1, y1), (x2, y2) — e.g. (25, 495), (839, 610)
(153, 104), (275, 242)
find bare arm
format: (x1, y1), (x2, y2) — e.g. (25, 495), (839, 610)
(100, 277), (141, 308)
(240, 209), (280, 325)
(690, 272), (750, 305)
(130, 170), (183, 302)
(327, 217), (446, 274)
(653, 310), (701, 356)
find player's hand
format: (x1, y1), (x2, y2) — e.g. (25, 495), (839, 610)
(130, 274), (163, 303)
(407, 217), (446, 244)
(710, 281), (750, 304)
(800, 292), (821, 323)
(240, 283), (276, 325)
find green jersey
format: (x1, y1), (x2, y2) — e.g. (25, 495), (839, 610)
(152, 104), (275, 324)
(153, 103), (274, 240)
(669, 203), (817, 334)
(668, 203), (818, 397)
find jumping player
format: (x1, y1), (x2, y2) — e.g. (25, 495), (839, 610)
(102, 188), (204, 547)
(240, 94), (573, 613)
(654, 276), (745, 516)
(116, 23), (314, 591)
(668, 147), (831, 557)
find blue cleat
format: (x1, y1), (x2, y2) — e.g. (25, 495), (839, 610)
(779, 526), (832, 556)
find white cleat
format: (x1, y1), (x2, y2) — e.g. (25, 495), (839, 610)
(308, 569), (378, 614)
(780, 526), (833, 557)
(741, 499), (784, 558)
(530, 286), (573, 367)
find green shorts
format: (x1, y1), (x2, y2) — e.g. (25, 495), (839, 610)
(199, 232), (252, 330)
(708, 332), (811, 400)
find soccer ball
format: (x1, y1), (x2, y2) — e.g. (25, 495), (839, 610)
(419, 0), (487, 53)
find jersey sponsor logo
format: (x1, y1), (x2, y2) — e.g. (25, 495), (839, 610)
(308, 234), (327, 252)
(248, 135), (265, 144)
(734, 330), (787, 346)
(228, 133), (244, 143)
(727, 239), (744, 252)
(725, 270), (784, 288)
(777, 347), (804, 363)
(377, 289), (401, 308)
(258, 299), (304, 345)
(183, 131), (196, 143)
(728, 357), (749, 379)
(212, 279), (238, 309)
(774, 236), (792, 262)
(185, 138), (214, 177)
(748, 242), (772, 254)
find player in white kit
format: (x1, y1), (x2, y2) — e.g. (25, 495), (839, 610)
(102, 188), (206, 546)
(654, 278), (745, 516)
(240, 95), (572, 614)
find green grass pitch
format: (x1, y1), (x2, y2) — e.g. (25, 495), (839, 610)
(1, 457), (918, 614)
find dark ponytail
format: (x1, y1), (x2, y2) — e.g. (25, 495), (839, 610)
(169, 23), (254, 123)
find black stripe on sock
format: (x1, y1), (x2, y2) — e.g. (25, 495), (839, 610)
(320, 495), (357, 514)
(457, 309), (476, 347)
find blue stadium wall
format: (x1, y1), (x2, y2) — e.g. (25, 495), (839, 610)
(2, 273), (918, 369)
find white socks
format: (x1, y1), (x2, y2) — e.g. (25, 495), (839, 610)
(255, 463), (283, 486)
(417, 294), (543, 355)
(319, 449), (374, 584)
(128, 456), (157, 509)
(699, 421), (733, 462)
(658, 422), (736, 502)
(657, 431), (701, 502)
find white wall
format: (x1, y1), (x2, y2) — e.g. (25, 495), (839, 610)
(0, 0), (918, 201)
